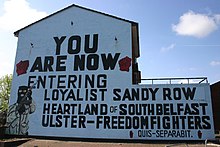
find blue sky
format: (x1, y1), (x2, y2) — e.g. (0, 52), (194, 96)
(0, 0), (220, 84)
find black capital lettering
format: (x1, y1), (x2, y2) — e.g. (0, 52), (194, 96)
(68, 35), (81, 54)
(56, 55), (67, 71)
(101, 53), (120, 70)
(54, 36), (66, 55)
(84, 34), (98, 53)
(87, 54), (99, 70)
(30, 57), (43, 72)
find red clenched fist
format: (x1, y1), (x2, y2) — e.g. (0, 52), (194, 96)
(16, 60), (29, 76)
(118, 56), (131, 72)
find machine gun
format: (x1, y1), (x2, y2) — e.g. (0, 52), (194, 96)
(16, 80), (38, 113)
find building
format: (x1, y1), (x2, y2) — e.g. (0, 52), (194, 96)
(211, 81), (220, 132)
(6, 4), (215, 141)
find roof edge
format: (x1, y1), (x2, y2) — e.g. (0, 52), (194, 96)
(14, 4), (138, 37)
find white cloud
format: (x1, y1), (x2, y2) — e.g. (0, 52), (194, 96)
(160, 43), (175, 53)
(172, 11), (220, 38)
(214, 14), (220, 24)
(210, 61), (220, 66)
(0, 0), (47, 31)
(0, 0), (48, 77)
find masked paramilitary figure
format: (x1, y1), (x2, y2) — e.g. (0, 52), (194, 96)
(5, 86), (36, 135)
